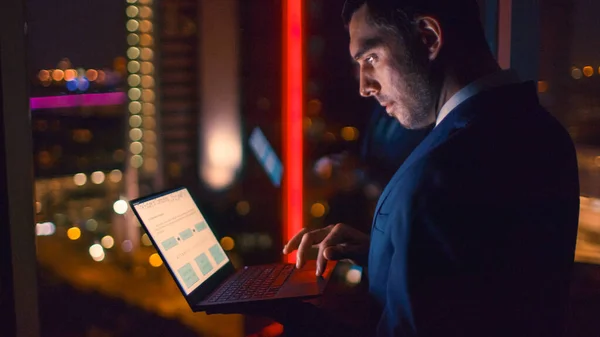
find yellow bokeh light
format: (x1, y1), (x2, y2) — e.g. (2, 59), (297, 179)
(129, 128), (143, 141)
(109, 169), (123, 183)
(139, 34), (153, 47)
(126, 19), (140, 32)
(127, 33), (140, 46)
(141, 233), (152, 246)
(583, 66), (594, 77)
(97, 70), (106, 83)
(145, 144), (157, 156)
(142, 103), (155, 115)
(101, 235), (115, 249)
(51, 69), (64, 81)
(86, 69), (98, 81)
(128, 88), (142, 100)
(67, 227), (81, 240)
(236, 201), (250, 216)
(345, 268), (362, 284)
(140, 62), (153, 75)
(139, 20), (153, 33)
(140, 48), (153, 61)
(139, 6), (153, 19)
(144, 117), (156, 129)
(126, 5), (139, 18)
(38, 70), (50, 81)
(149, 253), (163, 267)
(310, 203), (326, 218)
(143, 116), (156, 129)
(142, 89), (155, 102)
(129, 101), (142, 114)
(91, 171), (105, 184)
(141, 75), (154, 88)
(128, 74), (141, 87)
(129, 115), (143, 128)
(537, 81), (548, 93)
(127, 47), (141, 60)
(89, 244), (105, 262)
(220, 236), (235, 251)
(64, 69), (77, 81)
(73, 173), (87, 186)
(131, 155), (144, 168)
(340, 126), (359, 141)
(571, 67), (583, 80)
(144, 158), (158, 173)
(130, 141), (144, 155)
(143, 130), (156, 142)
(128, 61), (141, 73)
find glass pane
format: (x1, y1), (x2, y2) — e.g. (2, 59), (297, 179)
(27, 0), (496, 335)
(28, 0), (244, 335)
(539, 0), (600, 264)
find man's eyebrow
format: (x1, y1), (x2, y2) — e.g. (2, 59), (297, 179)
(352, 37), (385, 61)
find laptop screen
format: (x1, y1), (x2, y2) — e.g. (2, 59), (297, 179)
(131, 187), (229, 295)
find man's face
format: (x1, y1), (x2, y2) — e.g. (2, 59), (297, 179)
(349, 5), (436, 129)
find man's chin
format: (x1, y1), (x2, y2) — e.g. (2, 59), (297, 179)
(393, 113), (433, 130)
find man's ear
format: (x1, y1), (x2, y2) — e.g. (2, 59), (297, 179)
(415, 16), (443, 61)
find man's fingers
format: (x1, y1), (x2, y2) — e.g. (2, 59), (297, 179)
(294, 226), (333, 269)
(282, 228), (308, 255)
(316, 224), (346, 276)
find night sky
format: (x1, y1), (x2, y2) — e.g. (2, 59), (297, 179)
(27, 0), (126, 72)
(24, 0), (599, 74)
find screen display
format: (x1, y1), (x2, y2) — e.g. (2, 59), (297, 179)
(132, 188), (229, 295)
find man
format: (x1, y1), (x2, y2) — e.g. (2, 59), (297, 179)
(284, 0), (580, 336)
(315, 105), (432, 230)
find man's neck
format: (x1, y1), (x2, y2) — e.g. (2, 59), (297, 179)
(434, 53), (501, 117)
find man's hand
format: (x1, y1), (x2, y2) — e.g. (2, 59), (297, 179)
(283, 223), (370, 276)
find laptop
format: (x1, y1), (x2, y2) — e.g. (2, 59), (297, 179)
(129, 187), (336, 312)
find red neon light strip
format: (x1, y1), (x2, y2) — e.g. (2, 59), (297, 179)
(283, 0), (303, 263)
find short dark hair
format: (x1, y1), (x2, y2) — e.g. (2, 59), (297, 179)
(342, 0), (485, 47)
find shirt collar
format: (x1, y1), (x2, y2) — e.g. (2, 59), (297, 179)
(435, 69), (521, 127)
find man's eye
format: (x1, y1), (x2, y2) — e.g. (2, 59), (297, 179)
(366, 55), (376, 64)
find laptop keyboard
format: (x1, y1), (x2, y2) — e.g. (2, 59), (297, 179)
(206, 264), (295, 303)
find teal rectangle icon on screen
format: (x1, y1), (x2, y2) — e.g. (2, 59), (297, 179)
(161, 237), (178, 251)
(195, 222), (207, 232)
(209, 244), (226, 265)
(194, 253), (213, 275)
(179, 228), (193, 241)
(177, 263), (200, 288)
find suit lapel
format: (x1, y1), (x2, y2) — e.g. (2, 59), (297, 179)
(373, 116), (458, 217)
(371, 82), (536, 222)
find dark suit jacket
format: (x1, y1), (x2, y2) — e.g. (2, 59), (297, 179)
(368, 82), (580, 337)
(361, 105), (433, 186)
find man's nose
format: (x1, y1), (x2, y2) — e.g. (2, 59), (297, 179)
(359, 72), (380, 97)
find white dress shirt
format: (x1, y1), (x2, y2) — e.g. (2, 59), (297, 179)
(435, 69), (521, 127)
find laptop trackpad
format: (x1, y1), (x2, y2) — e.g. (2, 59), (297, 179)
(277, 260), (336, 298)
